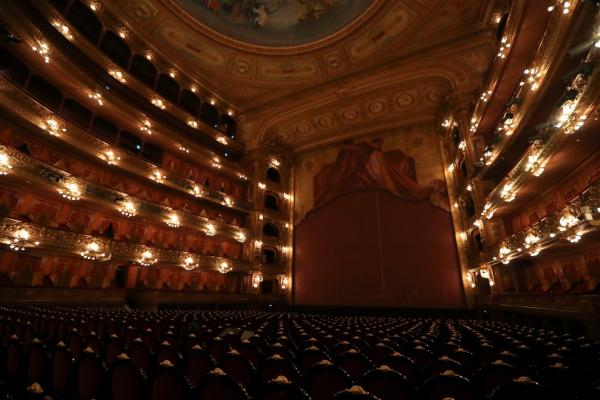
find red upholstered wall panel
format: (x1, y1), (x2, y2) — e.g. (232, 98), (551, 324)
(294, 190), (464, 308)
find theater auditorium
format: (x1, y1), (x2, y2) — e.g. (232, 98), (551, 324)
(1, 0), (600, 399)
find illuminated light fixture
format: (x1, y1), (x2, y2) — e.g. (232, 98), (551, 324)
(453, 202), (459, 209)
(190, 85), (198, 93)
(52, 20), (73, 40)
(466, 184), (473, 192)
(498, 245), (511, 264)
(271, 158), (281, 167)
(211, 157), (222, 169)
(223, 197), (233, 207)
(255, 240), (262, 249)
(559, 213), (579, 231)
(187, 119), (198, 129)
(473, 219), (483, 229)
(480, 89), (492, 102)
(145, 50), (153, 60)
(108, 68), (126, 83)
(441, 118), (452, 128)
(59, 182), (82, 201)
(31, 41), (50, 63)
(216, 136), (228, 145)
(42, 118), (66, 136)
(192, 185), (202, 197)
(556, 99), (576, 128)
(447, 163), (455, 174)
(500, 182), (516, 202)
(237, 173), (248, 180)
(465, 272), (476, 288)
(500, 112), (515, 135)
(150, 170), (165, 183)
(459, 231), (467, 242)
(209, 99), (216, 105)
(166, 213), (180, 228)
(521, 67), (543, 91)
(151, 97), (166, 110)
(524, 233), (540, 248)
(258, 214), (263, 221)
(119, 200), (136, 217)
(89, 91), (104, 106)
(567, 233), (582, 243)
(283, 193), (292, 201)
(483, 203), (495, 219)
(169, 69), (177, 78)
(182, 256), (198, 271)
(258, 182), (266, 190)
(178, 145), (190, 154)
(140, 120), (152, 135)
(102, 150), (121, 165)
(530, 248), (541, 257)
(0, 152), (13, 175)
(138, 250), (157, 266)
(497, 36), (511, 58)
(205, 223), (216, 237)
(525, 149), (546, 176)
(88, 1), (100, 11)
(458, 140), (466, 151)
(252, 273), (263, 288)
(9, 228), (39, 251)
(235, 231), (246, 243)
(573, 115), (587, 132)
(218, 260), (231, 274)
(595, 39), (600, 48)
(285, 222), (290, 229)
(227, 110), (234, 116)
(281, 245), (290, 254)
(280, 276), (289, 290)
(562, 1), (571, 14)
(550, 232), (557, 238)
(81, 241), (106, 260)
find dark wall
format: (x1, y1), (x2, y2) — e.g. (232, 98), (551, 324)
(293, 190), (465, 308)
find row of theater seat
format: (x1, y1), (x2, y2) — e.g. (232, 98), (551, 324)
(1, 306), (599, 399)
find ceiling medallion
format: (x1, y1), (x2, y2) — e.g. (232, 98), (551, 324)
(167, 0), (384, 54)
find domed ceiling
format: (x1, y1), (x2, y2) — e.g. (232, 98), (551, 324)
(107, 0), (501, 152)
(174, 0), (374, 47)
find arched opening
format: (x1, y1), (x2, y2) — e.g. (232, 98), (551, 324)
(99, 31), (131, 69)
(218, 114), (236, 137)
(26, 75), (63, 111)
(452, 126), (461, 148)
(65, 1), (103, 44)
(0, 47), (30, 86)
(61, 98), (93, 129)
(266, 167), (281, 184)
(117, 131), (143, 155)
(264, 193), (279, 211)
(263, 223), (279, 238)
(465, 196), (476, 217)
(200, 103), (219, 127)
(262, 248), (277, 265)
(141, 141), (164, 165)
(179, 89), (201, 115)
(90, 116), (119, 143)
(156, 74), (180, 104)
(129, 54), (157, 88)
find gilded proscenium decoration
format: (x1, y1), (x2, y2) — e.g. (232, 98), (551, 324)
(0, 218), (250, 273)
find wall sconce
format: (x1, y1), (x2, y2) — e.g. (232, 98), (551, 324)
(0, 152), (12, 175)
(118, 200), (136, 217)
(102, 150), (120, 165)
(218, 260), (231, 274)
(108, 68), (126, 83)
(255, 240), (262, 249)
(151, 97), (166, 110)
(182, 256), (198, 271)
(167, 213), (180, 228)
(81, 241), (107, 260)
(205, 223), (216, 237)
(9, 228), (39, 251)
(52, 20), (73, 40)
(31, 41), (50, 63)
(89, 91), (104, 106)
(42, 118), (66, 136)
(138, 250), (157, 266)
(192, 185), (203, 197)
(150, 170), (164, 183)
(252, 273), (263, 288)
(59, 182), (82, 201)
(235, 231), (246, 243)
(258, 182), (266, 190)
(223, 197), (233, 207)
(280, 276), (290, 290)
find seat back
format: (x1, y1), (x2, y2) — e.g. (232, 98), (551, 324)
(109, 356), (146, 400)
(196, 369), (249, 400)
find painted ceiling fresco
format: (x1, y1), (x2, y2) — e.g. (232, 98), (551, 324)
(175, 0), (373, 46)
